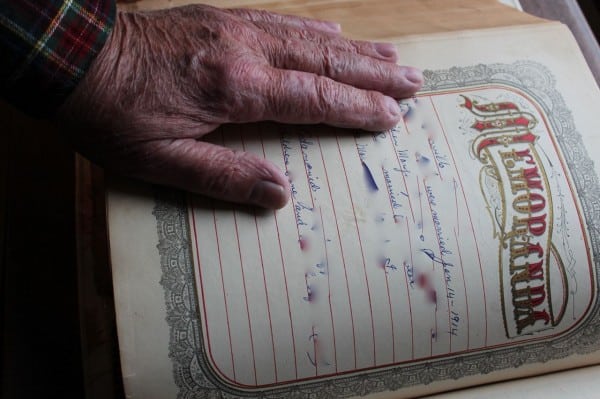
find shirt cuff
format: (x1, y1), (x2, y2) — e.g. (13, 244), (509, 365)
(0, 0), (116, 118)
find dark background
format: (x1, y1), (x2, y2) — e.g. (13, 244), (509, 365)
(1, 1), (599, 398)
(579, 0), (600, 41)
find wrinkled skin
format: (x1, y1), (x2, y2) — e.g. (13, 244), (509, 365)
(58, 5), (423, 208)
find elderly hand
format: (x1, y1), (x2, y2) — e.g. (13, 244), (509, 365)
(58, 4), (423, 209)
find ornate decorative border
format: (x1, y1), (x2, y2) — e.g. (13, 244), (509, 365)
(153, 61), (600, 398)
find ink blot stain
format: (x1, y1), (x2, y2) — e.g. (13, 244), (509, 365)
(415, 152), (431, 165)
(362, 161), (379, 192)
(417, 274), (429, 289)
(299, 237), (309, 251)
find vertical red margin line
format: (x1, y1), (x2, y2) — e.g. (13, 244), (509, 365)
(210, 202), (237, 381)
(299, 134), (316, 210)
(427, 138), (444, 181)
(337, 135), (377, 366)
(265, 132), (299, 380)
(279, 133), (302, 244)
(454, 227), (471, 350)
(232, 208), (258, 385)
(235, 135), (258, 385)
(190, 199), (238, 381)
(388, 126), (417, 359)
(317, 136), (358, 370)
(388, 131), (416, 223)
(312, 325), (318, 376)
(318, 206), (339, 373)
(253, 208), (279, 382)
(429, 95), (488, 345)
(405, 222), (416, 360)
(380, 165), (397, 361)
(421, 177), (452, 353)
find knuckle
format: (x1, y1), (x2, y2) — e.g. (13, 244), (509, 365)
(320, 46), (342, 78)
(221, 58), (246, 87)
(222, 61), (268, 120)
(285, 27), (316, 42)
(200, 149), (249, 196)
(342, 39), (361, 55)
(368, 92), (387, 112)
(262, 75), (292, 117)
(370, 93), (398, 127)
(313, 78), (338, 118)
(224, 59), (266, 89)
(379, 64), (405, 94)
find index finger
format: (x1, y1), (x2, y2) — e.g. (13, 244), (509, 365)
(230, 65), (407, 131)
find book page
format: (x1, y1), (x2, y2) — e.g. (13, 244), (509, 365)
(108, 22), (600, 399)
(187, 84), (595, 387)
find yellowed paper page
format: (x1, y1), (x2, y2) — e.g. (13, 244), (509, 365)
(108, 17), (600, 399)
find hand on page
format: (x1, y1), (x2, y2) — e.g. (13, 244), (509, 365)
(58, 4), (423, 209)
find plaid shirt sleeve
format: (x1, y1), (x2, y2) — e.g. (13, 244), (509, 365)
(0, 0), (116, 118)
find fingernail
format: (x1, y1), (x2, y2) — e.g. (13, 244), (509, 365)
(385, 97), (401, 117)
(374, 42), (398, 58)
(250, 180), (287, 209)
(405, 68), (424, 85)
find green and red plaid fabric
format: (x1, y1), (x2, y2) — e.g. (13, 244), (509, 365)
(0, 0), (116, 118)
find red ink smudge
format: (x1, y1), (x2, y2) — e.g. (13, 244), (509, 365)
(428, 290), (437, 305)
(299, 237), (309, 251)
(417, 274), (429, 289)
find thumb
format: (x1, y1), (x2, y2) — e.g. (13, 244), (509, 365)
(144, 138), (290, 209)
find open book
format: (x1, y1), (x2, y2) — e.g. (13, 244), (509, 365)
(105, 0), (600, 397)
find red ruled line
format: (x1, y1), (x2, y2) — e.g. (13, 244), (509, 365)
(389, 125), (416, 223)
(338, 135), (377, 366)
(318, 206), (339, 373)
(253, 210), (279, 381)
(279, 135), (302, 244)
(211, 205), (237, 381)
(263, 133), (300, 380)
(429, 96), (488, 346)
(422, 178), (452, 353)
(317, 136), (357, 370)
(405, 222), (416, 360)
(454, 227), (470, 350)
(232, 209), (258, 385)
